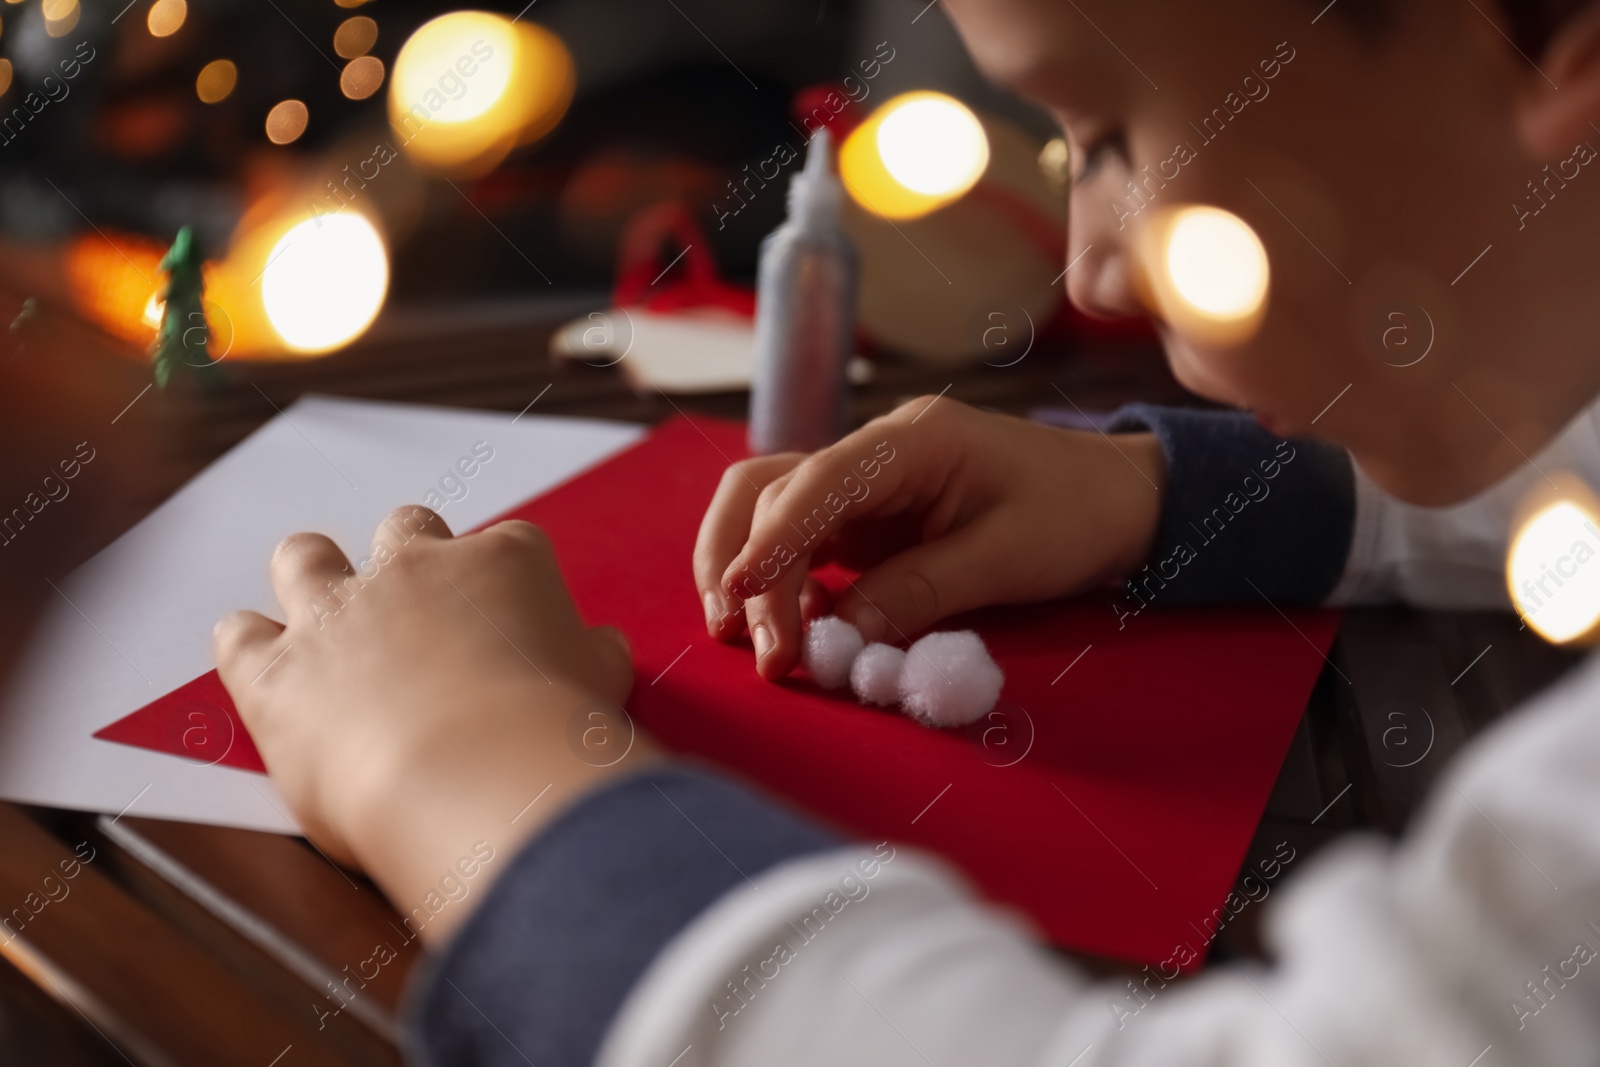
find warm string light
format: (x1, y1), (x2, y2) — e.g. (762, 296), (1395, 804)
(878, 97), (988, 194)
(265, 99), (309, 145)
(196, 59), (236, 103)
(42, 0), (78, 37)
(1137, 204), (1270, 345)
(261, 214), (389, 353)
(1508, 482), (1600, 644)
(839, 91), (990, 220)
(388, 11), (574, 176)
(340, 55), (384, 100)
(147, 0), (186, 38)
(334, 15), (377, 59)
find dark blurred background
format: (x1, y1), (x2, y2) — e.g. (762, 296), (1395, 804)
(0, 0), (1186, 536)
(0, 0), (1068, 317)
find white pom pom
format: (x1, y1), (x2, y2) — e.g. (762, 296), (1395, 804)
(898, 630), (1003, 727)
(850, 643), (906, 706)
(803, 616), (864, 689)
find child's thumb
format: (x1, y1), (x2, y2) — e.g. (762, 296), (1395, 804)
(835, 530), (991, 644)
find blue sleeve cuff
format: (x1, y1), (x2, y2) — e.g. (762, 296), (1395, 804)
(403, 765), (841, 1067)
(1108, 404), (1354, 606)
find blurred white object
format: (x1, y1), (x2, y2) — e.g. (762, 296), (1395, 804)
(550, 306), (873, 395)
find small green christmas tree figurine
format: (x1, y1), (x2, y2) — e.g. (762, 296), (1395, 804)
(151, 226), (214, 388)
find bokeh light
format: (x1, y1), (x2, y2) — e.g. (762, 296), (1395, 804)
(1038, 137), (1070, 198)
(1508, 495), (1600, 643)
(840, 92), (989, 220)
(66, 233), (165, 348)
(1140, 204), (1270, 345)
(389, 11), (574, 176)
(1164, 207), (1269, 319)
(147, 0), (186, 38)
(261, 213), (389, 353)
(340, 55), (384, 100)
(392, 12), (514, 123)
(333, 15), (377, 59)
(0, 59), (11, 98)
(42, 0), (78, 37)
(195, 59), (237, 104)
(265, 99), (309, 145)
(877, 96), (988, 195)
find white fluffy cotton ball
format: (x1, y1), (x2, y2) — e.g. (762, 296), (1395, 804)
(898, 630), (1003, 727)
(850, 642), (906, 706)
(803, 616), (865, 689)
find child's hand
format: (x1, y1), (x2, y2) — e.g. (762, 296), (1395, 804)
(695, 397), (1165, 680)
(213, 507), (652, 944)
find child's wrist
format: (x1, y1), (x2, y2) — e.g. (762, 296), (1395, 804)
(1120, 432), (1166, 567)
(345, 677), (658, 944)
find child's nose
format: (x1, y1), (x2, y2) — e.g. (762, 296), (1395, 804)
(1062, 192), (1147, 321)
(1063, 238), (1145, 322)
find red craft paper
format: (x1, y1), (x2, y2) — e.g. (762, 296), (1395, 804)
(96, 416), (1340, 966)
(97, 669), (266, 774)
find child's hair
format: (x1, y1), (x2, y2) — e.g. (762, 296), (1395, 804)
(1330, 0), (1588, 54)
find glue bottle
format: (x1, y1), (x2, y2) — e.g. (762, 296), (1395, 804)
(749, 128), (858, 455)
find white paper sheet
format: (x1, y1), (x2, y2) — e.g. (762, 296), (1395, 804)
(0, 395), (644, 833)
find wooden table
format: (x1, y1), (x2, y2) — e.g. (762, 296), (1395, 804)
(0, 294), (1583, 1064)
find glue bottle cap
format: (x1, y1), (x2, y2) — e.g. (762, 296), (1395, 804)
(787, 127), (843, 233)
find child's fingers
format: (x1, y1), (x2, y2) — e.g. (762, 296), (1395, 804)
(721, 424), (922, 605)
(270, 532), (356, 627)
(370, 504), (452, 558)
(833, 521), (998, 644)
(474, 520), (593, 634)
(694, 454), (802, 638)
(739, 563), (810, 680)
(212, 609), (287, 696)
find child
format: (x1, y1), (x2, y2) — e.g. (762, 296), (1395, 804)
(211, 0), (1600, 1063)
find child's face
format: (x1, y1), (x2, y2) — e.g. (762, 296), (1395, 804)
(945, 0), (1600, 505)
